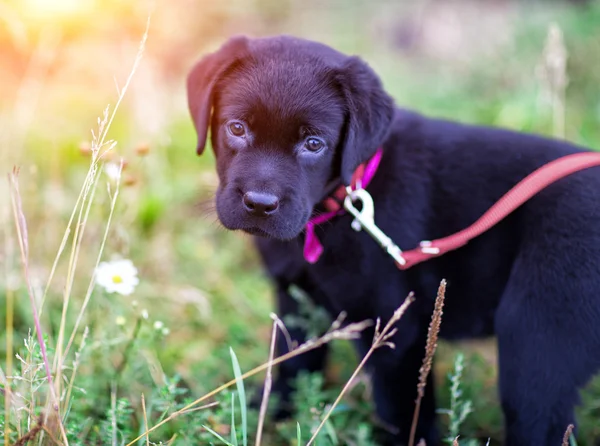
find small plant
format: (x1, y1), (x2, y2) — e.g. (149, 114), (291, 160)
(438, 353), (477, 446)
(284, 284), (332, 340)
(202, 348), (250, 446)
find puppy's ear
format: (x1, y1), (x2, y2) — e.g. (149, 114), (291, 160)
(337, 56), (395, 185)
(186, 36), (249, 155)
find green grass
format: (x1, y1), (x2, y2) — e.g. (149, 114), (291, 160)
(2, 0), (600, 444)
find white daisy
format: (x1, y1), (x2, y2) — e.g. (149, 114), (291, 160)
(95, 259), (139, 296)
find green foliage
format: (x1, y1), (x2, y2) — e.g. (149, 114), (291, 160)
(284, 285), (332, 340)
(438, 353), (479, 446)
(229, 348), (247, 446)
(272, 372), (377, 446)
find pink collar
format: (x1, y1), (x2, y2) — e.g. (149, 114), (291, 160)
(303, 148), (383, 263)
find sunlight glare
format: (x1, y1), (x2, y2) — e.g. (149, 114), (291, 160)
(23, 0), (92, 15)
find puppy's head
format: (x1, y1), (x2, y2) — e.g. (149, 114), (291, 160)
(187, 35), (394, 240)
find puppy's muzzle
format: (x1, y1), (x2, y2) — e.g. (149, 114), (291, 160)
(242, 191), (280, 217)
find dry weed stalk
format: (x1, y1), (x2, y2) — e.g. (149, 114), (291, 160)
(536, 22), (568, 139)
(126, 312), (372, 445)
(306, 294), (416, 446)
(255, 314), (279, 445)
(562, 423), (574, 446)
(4, 278), (14, 444)
(142, 393), (150, 446)
(54, 15), (151, 407)
(8, 169), (69, 445)
(408, 280), (446, 446)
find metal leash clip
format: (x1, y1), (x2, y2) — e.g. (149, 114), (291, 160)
(343, 187), (406, 266)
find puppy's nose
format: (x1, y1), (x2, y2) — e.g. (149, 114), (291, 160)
(242, 191), (280, 217)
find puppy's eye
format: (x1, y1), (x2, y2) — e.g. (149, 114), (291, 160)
(305, 137), (325, 152)
(227, 121), (246, 137)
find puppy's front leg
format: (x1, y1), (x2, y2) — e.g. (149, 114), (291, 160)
(270, 285), (329, 419)
(358, 311), (437, 446)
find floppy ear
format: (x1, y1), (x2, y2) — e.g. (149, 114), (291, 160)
(186, 36), (249, 155)
(337, 56), (395, 185)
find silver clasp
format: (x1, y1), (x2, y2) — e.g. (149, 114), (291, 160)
(419, 240), (440, 254)
(343, 187), (406, 266)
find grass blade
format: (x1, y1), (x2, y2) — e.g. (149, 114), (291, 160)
(325, 418), (337, 444)
(230, 392), (237, 445)
(229, 347), (247, 446)
(297, 422), (301, 445)
(203, 425), (235, 446)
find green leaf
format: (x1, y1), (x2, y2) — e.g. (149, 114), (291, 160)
(325, 418), (338, 444)
(230, 347), (247, 446)
(230, 392), (237, 446)
(297, 422), (302, 445)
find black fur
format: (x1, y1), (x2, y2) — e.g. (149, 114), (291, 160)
(186, 35), (600, 446)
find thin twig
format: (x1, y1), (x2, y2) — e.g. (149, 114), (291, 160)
(5, 288), (13, 445)
(54, 162), (100, 401)
(115, 316), (143, 377)
(3, 187), (14, 444)
(99, 15), (151, 145)
(270, 312), (295, 352)
(255, 315), (278, 445)
(178, 401), (219, 415)
(408, 280), (446, 446)
(55, 11), (149, 393)
(111, 382), (118, 446)
(63, 326), (89, 416)
(62, 160), (123, 361)
(142, 394), (150, 446)
(306, 294), (415, 446)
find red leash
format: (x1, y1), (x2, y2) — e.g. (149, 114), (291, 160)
(304, 151), (600, 269)
(397, 152), (600, 269)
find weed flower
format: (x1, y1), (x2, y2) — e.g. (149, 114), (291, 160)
(95, 259), (139, 295)
(135, 142), (150, 156)
(104, 162), (122, 181)
(153, 320), (164, 330)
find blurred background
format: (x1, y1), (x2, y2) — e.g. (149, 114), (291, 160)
(1, 0), (600, 444)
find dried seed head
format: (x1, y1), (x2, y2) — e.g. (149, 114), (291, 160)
(417, 280), (446, 398)
(562, 424), (574, 446)
(135, 142), (150, 156)
(79, 141), (92, 156)
(123, 174), (137, 186)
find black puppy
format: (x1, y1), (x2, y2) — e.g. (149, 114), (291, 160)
(186, 35), (600, 446)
